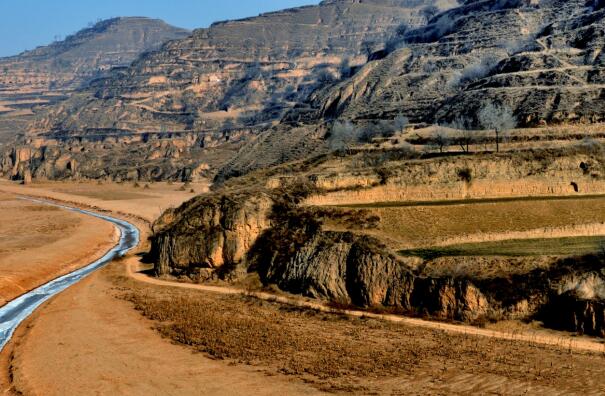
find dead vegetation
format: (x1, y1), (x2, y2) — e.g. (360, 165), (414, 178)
(115, 271), (605, 394)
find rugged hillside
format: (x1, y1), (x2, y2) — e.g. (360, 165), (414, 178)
(0, 17), (189, 114)
(308, 0), (605, 125)
(9, 0), (605, 182)
(33, 0), (453, 136)
(149, 142), (605, 336)
(0, 0), (452, 182)
(218, 0), (605, 178)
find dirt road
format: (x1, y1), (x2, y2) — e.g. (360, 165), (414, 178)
(127, 258), (605, 354)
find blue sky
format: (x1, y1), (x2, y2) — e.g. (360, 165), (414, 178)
(0, 0), (320, 57)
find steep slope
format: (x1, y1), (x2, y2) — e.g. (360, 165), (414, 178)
(310, 0), (605, 125)
(0, 17), (190, 111)
(218, 0), (605, 178)
(1, 0), (453, 182)
(34, 0), (454, 136)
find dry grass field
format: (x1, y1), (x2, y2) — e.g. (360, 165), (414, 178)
(325, 195), (605, 250)
(399, 235), (605, 259)
(114, 265), (605, 394)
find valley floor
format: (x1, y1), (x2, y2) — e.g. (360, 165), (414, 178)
(1, 181), (605, 394)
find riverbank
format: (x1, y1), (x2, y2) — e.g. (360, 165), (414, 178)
(0, 184), (319, 395)
(3, 182), (605, 394)
(0, 192), (117, 307)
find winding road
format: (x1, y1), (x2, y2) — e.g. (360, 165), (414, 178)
(0, 198), (139, 351)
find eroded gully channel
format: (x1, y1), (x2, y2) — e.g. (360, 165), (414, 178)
(0, 198), (139, 351)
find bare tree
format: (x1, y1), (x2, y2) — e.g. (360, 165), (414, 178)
(447, 116), (475, 153)
(361, 41), (377, 60)
(394, 114), (409, 134)
(431, 127), (450, 153)
(478, 103), (516, 153)
(328, 121), (359, 155)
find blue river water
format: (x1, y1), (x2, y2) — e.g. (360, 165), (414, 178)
(0, 198), (139, 351)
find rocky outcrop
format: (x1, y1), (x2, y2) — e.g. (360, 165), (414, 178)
(148, 185), (605, 334)
(411, 278), (490, 321)
(151, 193), (274, 277)
(257, 230), (416, 306)
(542, 292), (605, 336)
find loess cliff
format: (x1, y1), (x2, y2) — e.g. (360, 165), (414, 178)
(1, 0), (454, 182)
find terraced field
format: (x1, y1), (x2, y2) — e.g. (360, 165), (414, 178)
(399, 235), (605, 260)
(324, 195), (605, 256)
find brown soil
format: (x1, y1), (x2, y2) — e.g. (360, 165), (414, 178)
(0, 180), (209, 222)
(0, 261), (318, 396)
(0, 191), (116, 307)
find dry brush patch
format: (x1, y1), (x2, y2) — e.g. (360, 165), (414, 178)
(112, 270), (605, 394)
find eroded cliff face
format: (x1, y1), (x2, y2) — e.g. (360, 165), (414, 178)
(0, 130), (242, 181)
(148, 185), (605, 336)
(35, 0), (448, 137)
(151, 193), (274, 278)
(308, 0), (605, 125)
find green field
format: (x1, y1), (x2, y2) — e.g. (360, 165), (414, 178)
(399, 236), (605, 260)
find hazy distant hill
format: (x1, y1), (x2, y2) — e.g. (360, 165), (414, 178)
(0, 17), (189, 115)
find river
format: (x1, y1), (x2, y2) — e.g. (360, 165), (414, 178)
(0, 198), (139, 351)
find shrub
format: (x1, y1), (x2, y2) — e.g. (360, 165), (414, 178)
(457, 167), (473, 183)
(449, 56), (501, 88)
